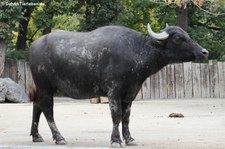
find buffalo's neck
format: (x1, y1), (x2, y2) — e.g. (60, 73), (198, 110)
(142, 52), (167, 78)
(137, 38), (168, 80)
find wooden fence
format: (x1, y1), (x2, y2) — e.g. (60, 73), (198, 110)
(136, 60), (225, 99)
(1, 59), (225, 99)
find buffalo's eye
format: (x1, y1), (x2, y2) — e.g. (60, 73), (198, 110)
(173, 35), (184, 45)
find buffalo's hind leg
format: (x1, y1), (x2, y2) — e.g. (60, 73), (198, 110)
(30, 102), (44, 142)
(122, 102), (136, 146)
(40, 91), (66, 145)
(30, 86), (66, 145)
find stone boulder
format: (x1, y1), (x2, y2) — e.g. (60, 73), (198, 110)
(0, 78), (29, 103)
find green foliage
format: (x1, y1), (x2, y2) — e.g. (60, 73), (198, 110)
(53, 14), (80, 31)
(27, 0), (80, 45)
(32, 0), (77, 30)
(188, 1), (225, 60)
(78, 0), (122, 31)
(6, 48), (29, 60)
(1, 0), (225, 60)
(116, 0), (155, 31)
(32, 6), (53, 29)
(0, 22), (9, 40)
(0, 2), (23, 40)
(115, 0), (175, 32)
(210, 0), (225, 12)
(156, 4), (177, 27)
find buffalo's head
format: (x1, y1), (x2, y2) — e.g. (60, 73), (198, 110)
(147, 24), (208, 63)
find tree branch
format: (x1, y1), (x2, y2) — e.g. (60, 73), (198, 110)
(195, 21), (225, 31)
(26, 28), (41, 44)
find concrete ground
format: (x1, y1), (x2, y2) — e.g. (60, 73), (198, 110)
(0, 98), (225, 149)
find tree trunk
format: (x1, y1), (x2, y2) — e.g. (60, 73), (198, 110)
(84, 2), (92, 31)
(42, 13), (54, 35)
(176, 4), (188, 31)
(0, 38), (6, 76)
(42, 27), (52, 35)
(16, 7), (32, 50)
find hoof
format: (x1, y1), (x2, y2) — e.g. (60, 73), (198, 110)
(32, 136), (44, 142)
(55, 139), (67, 145)
(111, 142), (125, 148)
(125, 137), (137, 146)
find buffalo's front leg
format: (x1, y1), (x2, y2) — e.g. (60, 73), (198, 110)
(122, 102), (136, 145)
(109, 99), (125, 148)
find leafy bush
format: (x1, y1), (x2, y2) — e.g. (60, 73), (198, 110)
(6, 48), (29, 60)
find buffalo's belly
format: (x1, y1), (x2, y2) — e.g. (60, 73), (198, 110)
(53, 76), (105, 99)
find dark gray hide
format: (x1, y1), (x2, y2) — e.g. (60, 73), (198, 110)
(29, 25), (208, 148)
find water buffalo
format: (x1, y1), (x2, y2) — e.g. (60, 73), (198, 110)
(29, 24), (208, 148)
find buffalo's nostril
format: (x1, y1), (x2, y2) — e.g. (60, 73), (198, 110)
(202, 48), (208, 55)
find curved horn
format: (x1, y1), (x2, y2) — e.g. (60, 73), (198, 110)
(147, 23), (169, 40)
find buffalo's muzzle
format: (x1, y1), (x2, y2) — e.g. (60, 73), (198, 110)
(201, 48), (208, 57)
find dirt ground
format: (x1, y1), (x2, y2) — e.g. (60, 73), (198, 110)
(0, 98), (225, 149)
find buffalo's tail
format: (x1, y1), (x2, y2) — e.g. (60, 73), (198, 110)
(28, 85), (40, 101)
